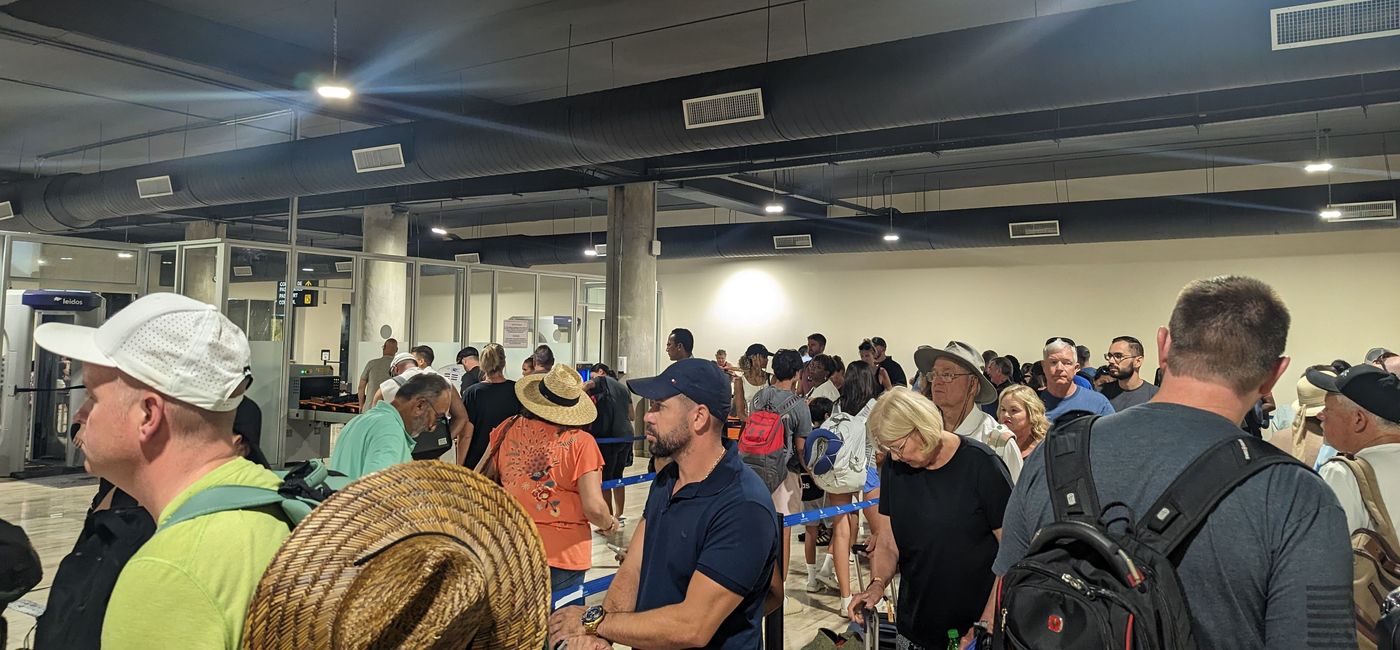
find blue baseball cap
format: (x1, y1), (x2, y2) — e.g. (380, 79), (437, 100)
(627, 358), (732, 422)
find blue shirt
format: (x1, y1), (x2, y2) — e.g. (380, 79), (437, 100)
(1073, 374), (1093, 389)
(1038, 385), (1115, 423)
(637, 445), (778, 649)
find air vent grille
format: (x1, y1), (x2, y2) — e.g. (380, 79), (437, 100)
(232, 265), (253, 277)
(683, 89), (765, 129)
(334, 261), (354, 273)
(1271, 0), (1400, 49)
(136, 175), (174, 199)
(0, 201), (13, 221)
(1009, 220), (1061, 239)
(352, 144), (406, 173)
(455, 253), (482, 264)
(593, 244), (607, 258)
(1322, 200), (1396, 222)
(773, 234), (813, 250)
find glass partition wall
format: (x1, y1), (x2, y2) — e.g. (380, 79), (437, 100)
(0, 232), (603, 469)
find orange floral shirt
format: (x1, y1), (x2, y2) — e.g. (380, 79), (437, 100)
(491, 416), (604, 570)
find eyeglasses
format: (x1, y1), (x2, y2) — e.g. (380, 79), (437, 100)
(878, 434), (913, 460)
(1104, 353), (1142, 362)
(929, 371), (975, 383)
(422, 399), (443, 423)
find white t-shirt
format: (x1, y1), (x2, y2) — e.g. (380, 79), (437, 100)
(955, 408), (1024, 483)
(1319, 442), (1400, 534)
(379, 366), (440, 403)
(809, 380), (840, 404)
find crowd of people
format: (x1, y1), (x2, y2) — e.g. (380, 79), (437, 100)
(5, 274), (1400, 649)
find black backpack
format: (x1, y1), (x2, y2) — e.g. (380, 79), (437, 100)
(994, 413), (1300, 650)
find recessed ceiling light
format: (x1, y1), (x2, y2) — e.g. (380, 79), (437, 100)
(316, 84), (352, 99)
(764, 202), (784, 214)
(431, 227), (448, 235)
(883, 233), (901, 242)
(1320, 208), (1343, 219)
(117, 252), (133, 259)
(1304, 162), (1333, 173)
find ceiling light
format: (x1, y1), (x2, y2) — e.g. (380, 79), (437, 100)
(883, 233), (900, 242)
(583, 248), (598, 257)
(1320, 208), (1343, 219)
(37, 259), (47, 265)
(316, 84), (353, 100)
(1304, 162), (1333, 173)
(162, 261), (173, 265)
(302, 267), (314, 272)
(117, 252), (133, 259)
(764, 202), (784, 214)
(431, 226), (448, 235)
(60, 257), (73, 261)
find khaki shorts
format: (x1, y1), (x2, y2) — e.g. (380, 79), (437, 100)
(771, 471), (803, 516)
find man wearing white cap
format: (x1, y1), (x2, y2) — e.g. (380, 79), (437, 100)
(34, 293), (289, 649)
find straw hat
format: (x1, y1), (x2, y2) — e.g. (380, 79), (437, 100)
(515, 363), (597, 427)
(243, 462), (549, 649)
(914, 341), (998, 405)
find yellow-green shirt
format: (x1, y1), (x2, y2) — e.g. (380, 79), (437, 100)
(101, 457), (290, 649)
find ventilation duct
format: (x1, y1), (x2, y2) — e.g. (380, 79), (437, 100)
(1009, 220), (1061, 239)
(352, 144), (406, 173)
(683, 89), (765, 129)
(773, 234), (813, 250)
(3, 0), (1398, 232)
(423, 180), (1400, 266)
(1271, 0), (1400, 50)
(136, 175), (174, 199)
(1321, 200), (1396, 221)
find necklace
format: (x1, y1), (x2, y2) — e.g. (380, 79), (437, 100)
(699, 449), (725, 482)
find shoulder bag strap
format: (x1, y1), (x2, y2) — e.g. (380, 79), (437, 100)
(1339, 455), (1399, 541)
(1044, 413), (1102, 524)
(473, 415), (520, 481)
(158, 486), (286, 532)
(1137, 435), (1302, 557)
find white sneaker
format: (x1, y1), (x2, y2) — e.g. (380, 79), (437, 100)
(840, 595), (853, 618)
(816, 564), (840, 591)
(804, 564), (825, 593)
(783, 596), (805, 615)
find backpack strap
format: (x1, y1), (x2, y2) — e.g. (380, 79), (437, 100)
(159, 486), (296, 532)
(1136, 435), (1301, 557)
(1337, 455), (1399, 541)
(1044, 413), (1102, 524)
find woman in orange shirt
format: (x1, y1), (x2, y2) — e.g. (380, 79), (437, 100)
(483, 364), (618, 608)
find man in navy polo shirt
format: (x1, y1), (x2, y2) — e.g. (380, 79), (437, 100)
(549, 358), (780, 649)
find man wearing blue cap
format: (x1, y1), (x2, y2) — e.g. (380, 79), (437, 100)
(549, 358), (779, 650)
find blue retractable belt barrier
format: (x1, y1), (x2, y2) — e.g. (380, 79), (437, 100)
(592, 436), (646, 445)
(600, 472), (656, 491)
(549, 496), (881, 605)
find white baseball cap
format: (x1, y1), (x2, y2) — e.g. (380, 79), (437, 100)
(34, 292), (252, 412)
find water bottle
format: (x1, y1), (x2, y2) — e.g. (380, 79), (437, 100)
(946, 629), (960, 650)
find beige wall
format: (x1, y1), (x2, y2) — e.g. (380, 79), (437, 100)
(640, 229), (1400, 410)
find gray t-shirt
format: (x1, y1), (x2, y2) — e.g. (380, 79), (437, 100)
(1099, 380), (1159, 412)
(993, 402), (1354, 649)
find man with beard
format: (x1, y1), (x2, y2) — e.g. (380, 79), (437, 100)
(549, 358), (779, 649)
(1098, 335), (1159, 411)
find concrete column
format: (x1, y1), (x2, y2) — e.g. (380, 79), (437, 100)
(604, 183), (659, 379)
(360, 204), (409, 342)
(182, 221), (226, 306)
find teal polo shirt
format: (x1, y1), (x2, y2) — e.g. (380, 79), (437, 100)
(330, 401), (414, 479)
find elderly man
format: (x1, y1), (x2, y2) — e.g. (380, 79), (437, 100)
(34, 293), (287, 649)
(1038, 338), (1115, 423)
(1099, 335), (1159, 411)
(917, 342), (1024, 481)
(549, 359), (779, 649)
(997, 276), (1353, 649)
(1314, 364), (1400, 533)
(331, 373), (455, 479)
(357, 337), (397, 409)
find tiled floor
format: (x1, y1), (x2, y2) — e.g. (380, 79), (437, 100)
(1, 467), (854, 649)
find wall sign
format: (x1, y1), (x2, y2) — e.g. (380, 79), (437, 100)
(502, 318), (530, 348)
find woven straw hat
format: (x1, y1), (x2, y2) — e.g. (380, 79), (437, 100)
(515, 363), (597, 427)
(243, 462), (549, 649)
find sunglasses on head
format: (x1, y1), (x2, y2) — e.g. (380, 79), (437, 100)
(1045, 337), (1076, 347)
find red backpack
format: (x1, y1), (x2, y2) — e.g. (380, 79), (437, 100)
(739, 390), (802, 491)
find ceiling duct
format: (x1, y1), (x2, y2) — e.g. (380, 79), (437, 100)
(3, 0), (1398, 232)
(1321, 200), (1397, 221)
(1009, 220), (1061, 239)
(683, 89), (765, 129)
(1271, 0), (1400, 50)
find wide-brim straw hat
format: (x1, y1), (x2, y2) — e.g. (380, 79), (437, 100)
(1294, 370), (1333, 418)
(914, 341), (998, 405)
(515, 363), (597, 427)
(243, 462), (549, 649)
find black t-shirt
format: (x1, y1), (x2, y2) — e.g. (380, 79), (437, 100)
(460, 366), (485, 392)
(461, 380), (521, 469)
(879, 437), (1012, 647)
(588, 375), (635, 440)
(878, 357), (908, 387)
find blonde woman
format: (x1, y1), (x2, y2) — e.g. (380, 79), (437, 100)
(847, 387), (1012, 649)
(998, 385), (1051, 459)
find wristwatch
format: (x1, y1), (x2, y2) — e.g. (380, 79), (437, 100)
(581, 605), (607, 637)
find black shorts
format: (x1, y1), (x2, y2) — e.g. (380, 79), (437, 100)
(598, 442), (633, 482)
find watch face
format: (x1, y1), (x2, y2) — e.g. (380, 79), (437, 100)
(582, 605), (605, 625)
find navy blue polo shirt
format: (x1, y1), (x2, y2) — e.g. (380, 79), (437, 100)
(637, 444), (779, 649)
